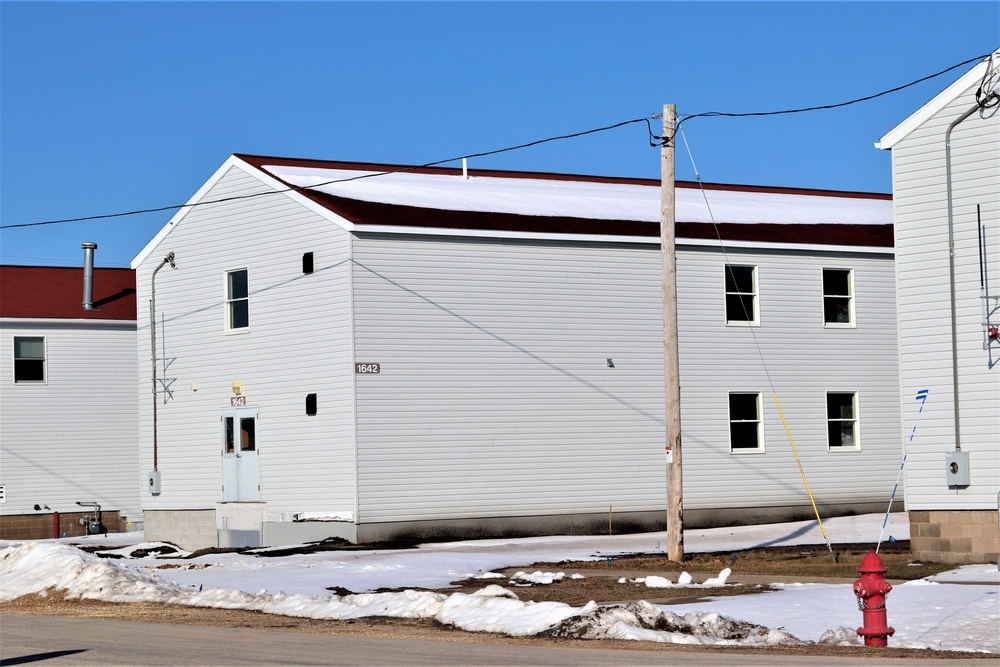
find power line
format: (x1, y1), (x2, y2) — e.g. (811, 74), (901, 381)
(661, 52), (994, 144)
(1, 118), (657, 230)
(3, 51), (991, 230)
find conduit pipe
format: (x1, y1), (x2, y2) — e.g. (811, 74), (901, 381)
(943, 102), (981, 452)
(150, 252), (176, 471)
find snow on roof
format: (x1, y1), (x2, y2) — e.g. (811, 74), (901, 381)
(0, 265), (136, 321)
(226, 154), (894, 249)
(258, 161), (891, 227)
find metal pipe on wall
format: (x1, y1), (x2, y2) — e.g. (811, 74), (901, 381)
(150, 252), (176, 472)
(943, 103), (981, 453)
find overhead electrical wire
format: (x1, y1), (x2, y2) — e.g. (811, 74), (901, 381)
(2, 52), (992, 231)
(0, 118), (655, 231)
(660, 52), (995, 145)
(677, 126), (837, 562)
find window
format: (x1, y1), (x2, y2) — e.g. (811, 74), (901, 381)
(725, 265), (758, 324)
(224, 416), (256, 451)
(226, 269), (249, 331)
(729, 392), (763, 452)
(13, 336), (45, 383)
(827, 392), (859, 449)
(823, 269), (854, 325)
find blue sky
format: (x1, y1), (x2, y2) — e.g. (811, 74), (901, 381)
(1, 2), (997, 268)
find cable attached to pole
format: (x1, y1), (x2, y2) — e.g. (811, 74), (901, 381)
(679, 126), (837, 562)
(774, 394), (836, 563)
(877, 389), (929, 553)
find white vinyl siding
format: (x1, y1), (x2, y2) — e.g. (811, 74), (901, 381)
(351, 236), (666, 523)
(678, 246), (899, 511)
(351, 235), (900, 522)
(0, 322), (140, 519)
(135, 165), (357, 516)
(890, 76), (1000, 510)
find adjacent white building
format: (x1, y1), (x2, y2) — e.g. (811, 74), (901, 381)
(132, 154), (900, 549)
(877, 49), (1000, 564)
(0, 262), (140, 539)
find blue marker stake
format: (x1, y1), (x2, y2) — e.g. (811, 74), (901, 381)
(878, 389), (928, 553)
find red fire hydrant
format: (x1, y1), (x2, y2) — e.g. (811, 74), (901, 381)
(853, 550), (895, 647)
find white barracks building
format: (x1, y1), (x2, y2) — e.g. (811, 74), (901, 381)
(132, 154), (900, 549)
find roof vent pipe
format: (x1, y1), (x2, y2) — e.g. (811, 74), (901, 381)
(82, 242), (98, 310)
(462, 158), (469, 180)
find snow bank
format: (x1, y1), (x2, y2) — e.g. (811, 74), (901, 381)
(0, 542), (190, 603)
(547, 600), (804, 646)
(0, 541), (805, 646)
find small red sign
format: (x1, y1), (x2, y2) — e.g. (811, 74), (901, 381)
(355, 363), (381, 374)
(231, 396), (248, 406)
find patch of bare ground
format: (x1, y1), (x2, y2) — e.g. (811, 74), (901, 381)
(531, 541), (955, 582)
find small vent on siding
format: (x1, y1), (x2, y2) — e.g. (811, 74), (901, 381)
(306, 393), (317, 416)
(0, 485), (6, 503)
(302, 252), (314, 274)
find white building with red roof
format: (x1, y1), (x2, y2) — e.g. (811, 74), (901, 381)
(0, 261), (140, 539)
(132, 155), (901, 549)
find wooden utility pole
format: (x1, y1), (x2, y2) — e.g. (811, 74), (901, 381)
(661, 104), (684, 562)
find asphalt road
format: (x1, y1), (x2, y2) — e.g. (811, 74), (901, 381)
(0, 615), (987, 667)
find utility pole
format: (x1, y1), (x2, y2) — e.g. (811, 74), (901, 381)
(661, 104), (684, 562)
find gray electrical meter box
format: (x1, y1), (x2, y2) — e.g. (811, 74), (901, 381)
(945, 451), (970, 487)
(148, 470), (162, 495)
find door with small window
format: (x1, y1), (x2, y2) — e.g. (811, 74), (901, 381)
(221, 407), (260, 502)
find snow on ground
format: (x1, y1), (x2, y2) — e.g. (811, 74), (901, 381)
(1, 513), (997, 653)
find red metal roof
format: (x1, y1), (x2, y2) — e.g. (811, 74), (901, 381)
(235, 153), (893, 200)
(0, 265), (136, 320)
(233, 154), (893, 248)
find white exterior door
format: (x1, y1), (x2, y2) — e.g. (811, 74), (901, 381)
(221, 407), (260, 502)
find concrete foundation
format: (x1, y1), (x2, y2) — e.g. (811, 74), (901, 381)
(143, 509), (217, 551)
(909, 510), (1000, 564)
(143, 500), (899, 549)
(264, 520), (357, 546)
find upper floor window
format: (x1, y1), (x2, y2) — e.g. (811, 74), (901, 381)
(729, 392), (763, 452)
(823, 268), (854, 326)
(226, 269), (249, 332)
(725, 265), (758, 325)
(827, 392), (860, 450)
(13, 336), (45, 383)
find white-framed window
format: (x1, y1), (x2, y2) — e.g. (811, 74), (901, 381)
(827, 392), (860, 450)
(226, 269), (249, 332)
(729, 392), (763, 452)
(725, 264), (758, 325)
(13, 336), (45, 383)
(823, 268), (854, 326)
